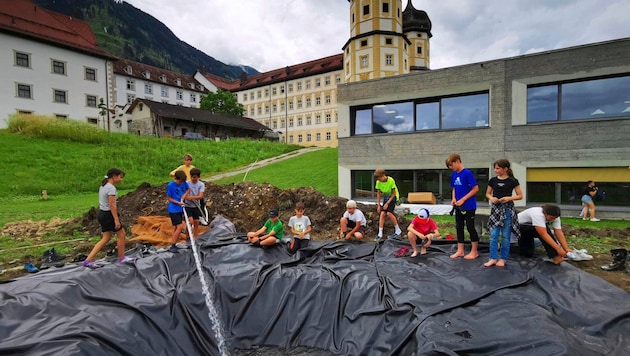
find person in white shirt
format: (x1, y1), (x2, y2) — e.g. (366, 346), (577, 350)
(517, 204), (573, 265)
(339, 200), (367, 241)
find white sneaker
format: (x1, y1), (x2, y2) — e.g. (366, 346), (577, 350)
(590, 218), (601, 222)
(571, 250), (593, 261)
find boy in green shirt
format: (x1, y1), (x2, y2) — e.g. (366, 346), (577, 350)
(375, 168), (402, 241)
(247, 209), (284, 246)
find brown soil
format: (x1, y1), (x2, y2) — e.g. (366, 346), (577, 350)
(2, 181), (629, 293)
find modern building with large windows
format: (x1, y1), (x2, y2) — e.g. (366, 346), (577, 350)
(337, 38), (630, 214)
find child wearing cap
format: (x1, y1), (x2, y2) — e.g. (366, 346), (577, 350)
(247, 208), (284, 246)
(407, 208), (440, 257)
(339, 200), (367, 240)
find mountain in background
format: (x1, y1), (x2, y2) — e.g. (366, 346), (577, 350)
(33, 0), (258, 79)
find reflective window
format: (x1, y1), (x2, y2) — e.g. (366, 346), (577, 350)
(354, 109), (372, 135)
(351, 92), (488, 135)
(441, 93), (489, 129)
(562, 76), (630, 120)
(372, 102), (414, 133)
(416, 102), (439, 130)
(527, 75), (630, 123)
(527, 85), (558, 122)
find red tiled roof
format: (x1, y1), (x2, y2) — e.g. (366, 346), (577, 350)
(202, 53), (344, 92)
(114, 58), (207, 93)
(0, 0), (115, 59)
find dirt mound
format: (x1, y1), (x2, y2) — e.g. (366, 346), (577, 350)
(79, 181), (404, 241)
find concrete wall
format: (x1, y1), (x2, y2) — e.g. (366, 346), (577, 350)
(337, 38), (630, 206)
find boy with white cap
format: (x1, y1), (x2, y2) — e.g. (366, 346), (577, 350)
(407, 208), (441, 257)
(339, 200), (367, 241)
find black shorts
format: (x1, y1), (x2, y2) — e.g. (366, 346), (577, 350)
(347, 220), (366, 235)
(98, 210), (123, 233)
(169, 212), (184, 226)
(185, 207), (201, 219)
(380, 195), (397, 213)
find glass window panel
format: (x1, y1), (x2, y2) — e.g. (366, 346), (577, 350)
(561, 76), (630, 120)
(354, 109), (372, 135)
(527, 85), (558, 122)
(372, 102), (414, 133)
(441, 93), (489, 129)
(415, 102), (439, 130)
(353, 171), (374, 198)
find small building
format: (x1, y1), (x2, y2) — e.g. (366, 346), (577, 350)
(126, 98), (273, 140)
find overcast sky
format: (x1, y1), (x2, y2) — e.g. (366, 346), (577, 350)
(124, 0), (630, 73)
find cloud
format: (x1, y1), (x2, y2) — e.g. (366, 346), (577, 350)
(125, 0), (630, 73)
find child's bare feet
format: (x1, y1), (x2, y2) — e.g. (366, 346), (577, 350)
(552, 255), (564, 265)
(484, 259), (497, 267)
(464, 252), (479, 260)
(450, 251), (465, 259)
(420, 247), (427, 255)
(411, 251), (418, 257)
(496, 259), (506, 267)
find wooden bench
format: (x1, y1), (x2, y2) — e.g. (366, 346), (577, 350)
(407, 192), (437, 205)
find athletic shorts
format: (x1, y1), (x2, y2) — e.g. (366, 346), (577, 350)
(169, 212), (184, 226)
(381, 195), (397, 213)
(185, 206), (201, 219)
(347, 220), (366, 235)
(98, 209), (123, 233)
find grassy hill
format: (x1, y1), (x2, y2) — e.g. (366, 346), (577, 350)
(0, 116), (304, 225)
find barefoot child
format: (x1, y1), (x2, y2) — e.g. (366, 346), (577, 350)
(339, 200), (367, 241)
(446, 153), (480, 259)
(407, 208), (440, 257)
(484, 159), (522, 267)
(247, 209), (284, 246)
(288, 202), (312, 254)
(83, 168), (134, 268)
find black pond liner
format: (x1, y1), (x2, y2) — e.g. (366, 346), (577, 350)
(1, 225), (629, 355)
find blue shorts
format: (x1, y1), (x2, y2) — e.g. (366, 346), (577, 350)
(581, 195), (593, 204)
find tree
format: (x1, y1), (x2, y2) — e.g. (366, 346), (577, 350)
(200, 89), (244, 116)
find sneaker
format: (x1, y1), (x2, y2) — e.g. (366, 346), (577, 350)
(388, 233), (401, 240)
(168, 244), (179, 253)
(175, 243), (188, 249)
(82, 260), (102, 269)
(574, 250), (593, 261)
(375, 235), (383, 242)
(590, 218), (601, 222)
(24, 263), (39, 273)
(582, 218), (589, 221)
(117, 256), (136, 263)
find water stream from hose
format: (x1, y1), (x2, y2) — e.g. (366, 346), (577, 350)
(183, 208), (229, 355)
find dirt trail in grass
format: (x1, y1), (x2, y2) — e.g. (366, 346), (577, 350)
(205, 146), (324, 181)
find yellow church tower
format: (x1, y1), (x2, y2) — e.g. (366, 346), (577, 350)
(343, 0), (432, 83)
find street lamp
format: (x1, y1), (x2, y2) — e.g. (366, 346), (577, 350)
(285, 66), (290, 143)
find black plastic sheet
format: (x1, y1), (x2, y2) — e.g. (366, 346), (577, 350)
(1, 226), (629, 355)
